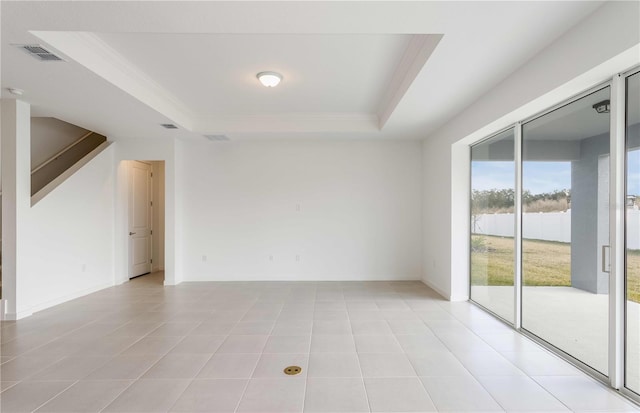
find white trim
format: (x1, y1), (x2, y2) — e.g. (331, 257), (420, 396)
(193, 112), (380, 134)
(422, 278), (459, 301)
(609, 73), (625, 389)
(377, 34), (442, 128)
(514, 122), (523, 329)
(31, 31), (193, 130)
(6, 281), (113, 320)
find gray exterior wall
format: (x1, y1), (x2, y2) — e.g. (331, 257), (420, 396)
(571, 132), (609, 293)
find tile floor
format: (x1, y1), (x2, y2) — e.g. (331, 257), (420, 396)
(1, 272), (638, 412)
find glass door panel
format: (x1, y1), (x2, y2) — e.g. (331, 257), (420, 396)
(522, 87), (611, 375)
(626, 71), (640, 395)
(470, 129), (516, 323)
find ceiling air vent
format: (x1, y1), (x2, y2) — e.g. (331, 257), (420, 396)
(161, 123), (178, 129)
(18, 44), (64, 62)
(204, 134), (230, 141)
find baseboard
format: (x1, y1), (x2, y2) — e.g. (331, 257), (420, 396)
(182, 274), (423, 282)
(14, 281), (113, 318)
(420, 278), (450, 300)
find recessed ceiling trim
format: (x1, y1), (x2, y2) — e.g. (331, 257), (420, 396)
(204, 134), (230, 141)
(194, 113), (379, 134)
(377, 34), (443, 129)
(30, 30), (193, 130)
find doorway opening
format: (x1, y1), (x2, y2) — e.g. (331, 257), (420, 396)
(125, 160), (165, 284)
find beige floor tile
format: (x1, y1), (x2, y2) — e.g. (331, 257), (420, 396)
(120, 336), (184, 355)
(236, 378), (305, 412)
(477, 376), (570, 412)
(364, 377), (436, 412)
(0, 381), (74, 413)
(312, 320), (352, 335)
(533, 376), (638, 412)
(395, 334), (449, 353)
(387, 319), (434, 335)
(169, 379), (247, 412)
(189, 321), (237, 335)
(0, 354), (64, 381)
(354, 335), (403, 353)
(217, 335), (268, 353)
(350, 320), (393, 335)
(230, 321), (275, 335)
(141, 353), (211, 379)
(420, 375), (503, 412)
(271, 321), (313, 336)
(147, 321), (201, 336)
(35, 380), (132, 412)
(304, 377), (369, 412)
(358, 353), (417, 377)
(102, 379), (190, 412)
(307, 353), (362, 377)
(198, 353), (261, 378)
(76, 335), (142, 356)
(454, 351), (525, 376)
(168, 335), (226, 354)
(407, 351), (471, 377)
(263, 335), (311, 353)
(310, 335), (356, 353)
(27, 356), (111, 381)
(84, 355), (161, 380)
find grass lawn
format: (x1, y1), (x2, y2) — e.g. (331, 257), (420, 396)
(471, 235), (640, 303)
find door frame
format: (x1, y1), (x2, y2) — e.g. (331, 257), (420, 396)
(115, 155), (174, 286)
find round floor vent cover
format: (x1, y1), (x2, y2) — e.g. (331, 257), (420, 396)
(283, 365), (302, 375)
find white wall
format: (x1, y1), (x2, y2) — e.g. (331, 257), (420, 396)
(422, 1), (640, 299)
(182, 140), (423, 281)
(19, 144), (115, 317)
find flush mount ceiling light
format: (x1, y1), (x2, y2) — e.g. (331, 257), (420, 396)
(592, 99), (610, 114)
(257, 71), (282, 88)
(7, 87), (24, 96)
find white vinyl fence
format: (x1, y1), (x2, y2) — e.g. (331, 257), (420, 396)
(473, 209), (640, 249)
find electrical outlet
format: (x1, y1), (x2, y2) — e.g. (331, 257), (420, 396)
(202, 255), (207, 262)
(296, 204), (301, 212)
(269, 255), (274, 261)
(81, 264), (87, 272)
(296, 255), (301, 262)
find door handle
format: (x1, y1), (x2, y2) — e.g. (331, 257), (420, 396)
(129, 232), (136, 236)
(602, 245), (610, 273)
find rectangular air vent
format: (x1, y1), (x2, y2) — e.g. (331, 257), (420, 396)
(161, 123), (178, 129)
(17, 44), (64, 62)
(204, 134), (230, 141)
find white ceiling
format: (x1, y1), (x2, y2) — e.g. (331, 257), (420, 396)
(524, 87), (612, 141)
(0, 1), (606, 141)
(97, 33), (412, 115)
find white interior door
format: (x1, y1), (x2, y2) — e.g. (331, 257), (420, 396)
(129, 161), (152, 278)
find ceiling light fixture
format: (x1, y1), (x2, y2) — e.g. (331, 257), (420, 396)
(7, 88), (24, 96)
(592, 99), (610, 114)
(257, 71), (282, 88)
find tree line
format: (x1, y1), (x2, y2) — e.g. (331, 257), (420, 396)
(471, 188), (570, 213)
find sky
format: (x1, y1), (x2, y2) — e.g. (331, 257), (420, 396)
(472, 149), (640, 195)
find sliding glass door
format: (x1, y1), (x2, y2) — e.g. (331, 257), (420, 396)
(469, 71), (640, 399)
(521, 86), (611, 375)
(626, 70), (640, 395)
(470, 129), (516, 323)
